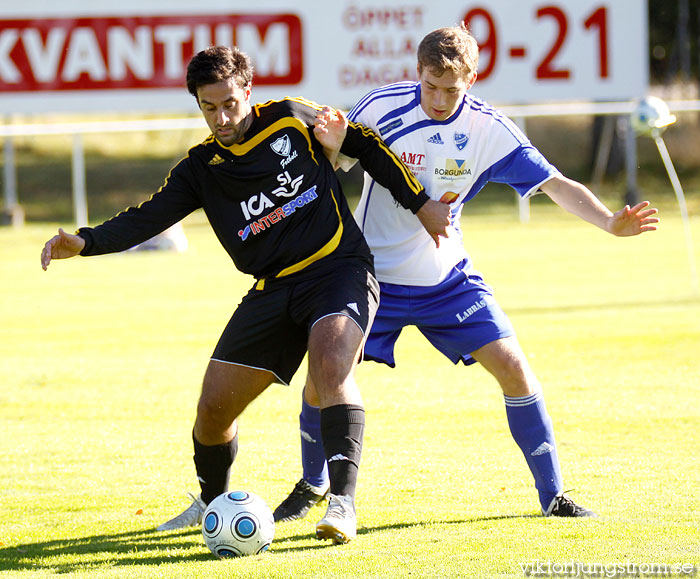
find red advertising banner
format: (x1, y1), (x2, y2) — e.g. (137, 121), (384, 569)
(0, 13), (303, 92)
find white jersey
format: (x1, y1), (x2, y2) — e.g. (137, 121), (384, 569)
(346, 82), (560, 286)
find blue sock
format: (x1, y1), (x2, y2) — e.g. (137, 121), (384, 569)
(300, 398), (329, 489)
(504, 391), (563, 512)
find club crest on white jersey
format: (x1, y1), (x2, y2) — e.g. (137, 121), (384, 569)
(454, 133), (469, 150)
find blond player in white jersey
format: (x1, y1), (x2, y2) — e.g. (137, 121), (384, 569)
(273, 24), (659, 525)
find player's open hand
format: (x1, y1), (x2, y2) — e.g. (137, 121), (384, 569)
(416, 199), (451, 247)
(608, 201), (659, 236)
(41, 228), (86, 270)
(314, 106), (348, 156)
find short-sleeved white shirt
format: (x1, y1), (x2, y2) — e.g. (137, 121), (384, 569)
(346, 82), (560, 286)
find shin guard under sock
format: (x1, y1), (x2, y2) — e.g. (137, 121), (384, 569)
(319, 404), (364, 499)
(193, 431), (238, 505)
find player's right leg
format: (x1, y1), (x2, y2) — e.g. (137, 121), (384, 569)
(471, 336), (596, 517)
(288, 264), (379, 544)
(274, 277), (402, 524)
(273, 380), (330, 522)
(306, 313), (366, 544)
(157, 361), (275, 531)
(406, 262), (595, 517)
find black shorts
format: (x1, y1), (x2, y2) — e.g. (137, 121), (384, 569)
(211, 260), (380, 385)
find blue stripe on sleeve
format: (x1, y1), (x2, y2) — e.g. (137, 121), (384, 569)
(348, 83), (418, 122)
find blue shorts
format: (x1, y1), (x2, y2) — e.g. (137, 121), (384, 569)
(364, 260), (514, 367)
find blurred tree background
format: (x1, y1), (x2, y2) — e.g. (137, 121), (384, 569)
(650, 0), (699, 85)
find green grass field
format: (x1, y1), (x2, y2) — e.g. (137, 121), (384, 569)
(1, 206), (699, 578)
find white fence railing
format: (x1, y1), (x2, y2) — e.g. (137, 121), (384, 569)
(2, 100), (700, 227)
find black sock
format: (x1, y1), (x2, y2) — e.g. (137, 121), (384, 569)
(192, 431), (238, 505)
(320, 404), (364, 499)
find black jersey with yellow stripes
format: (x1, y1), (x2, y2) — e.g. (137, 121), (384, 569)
(77, 97), (429, 281)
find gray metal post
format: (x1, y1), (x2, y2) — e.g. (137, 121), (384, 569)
(3, 137), (18, 207)
(1, 136), (24, 226)
(71, 133), (88, 228)
(624, 117), (639, 206)
(591, 115), (616, 192)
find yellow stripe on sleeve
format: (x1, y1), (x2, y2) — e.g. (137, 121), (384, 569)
(348, 121), (423, 196)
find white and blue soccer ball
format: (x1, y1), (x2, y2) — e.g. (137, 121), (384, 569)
(630, 96), (676, 137)
(202, 491), (275, 558)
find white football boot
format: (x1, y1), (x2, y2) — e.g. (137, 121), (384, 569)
(156, 493), (206, 531)
(315, 493), (356, 544)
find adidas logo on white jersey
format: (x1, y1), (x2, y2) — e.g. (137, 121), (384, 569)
(427, 133), (444, 145)
(531, 442), (555, 456)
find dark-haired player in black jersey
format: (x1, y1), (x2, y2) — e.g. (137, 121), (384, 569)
(40, 45), (450, 544)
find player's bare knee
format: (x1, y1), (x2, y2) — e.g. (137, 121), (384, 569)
(501, 376), (540, 397)
(196, 398), (220, 429)
(303, 378), (321, 406)
(309, 350), (352, 391)
(493, 356), (539, 396)
(308, 328), (360, 389)
(195, 399), (237, 444)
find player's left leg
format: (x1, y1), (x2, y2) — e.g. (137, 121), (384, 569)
(307, 313), (366, 543)
(471, 337), (596, 517)
(159, 279), (307, 532)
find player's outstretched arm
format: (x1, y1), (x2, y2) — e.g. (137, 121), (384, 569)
(540, 175), (659, 236)
(41, 228), (86, 270)
(314, 106), (347, 169)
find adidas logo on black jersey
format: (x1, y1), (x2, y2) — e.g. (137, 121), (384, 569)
(209, 154), (225, 165)
(427, 133), (444, 145)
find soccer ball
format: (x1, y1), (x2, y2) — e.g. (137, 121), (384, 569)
(201, 491), (275, 558)
(630, 96), (676, 137)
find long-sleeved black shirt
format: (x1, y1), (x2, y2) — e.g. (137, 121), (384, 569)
(78, 97), (429, 281)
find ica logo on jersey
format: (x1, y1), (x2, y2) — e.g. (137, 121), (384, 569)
(238, 171), (319, 241)
(240, 171), (305, 220)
